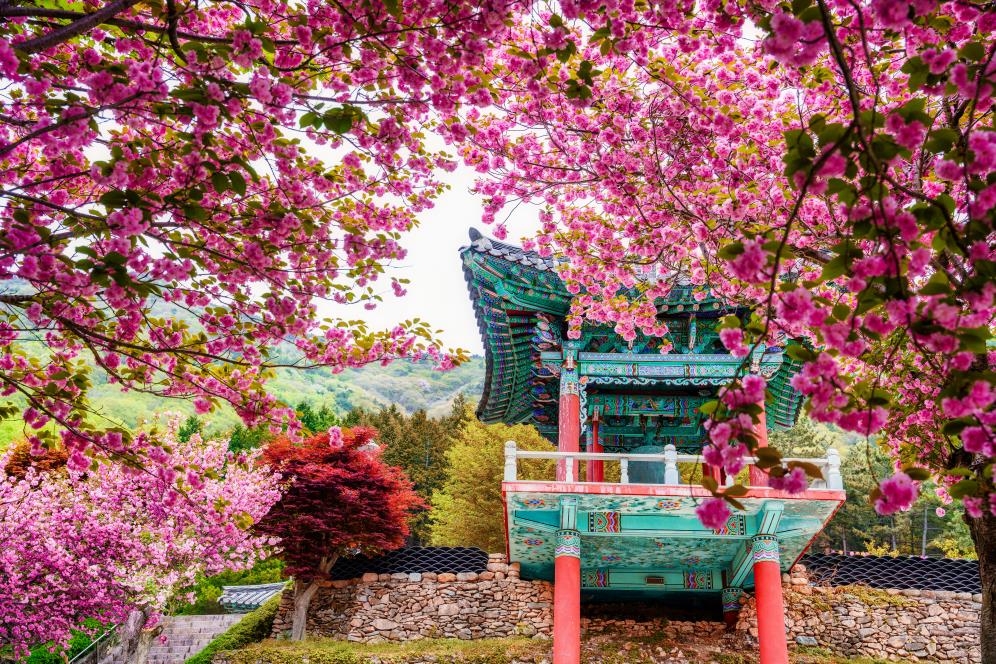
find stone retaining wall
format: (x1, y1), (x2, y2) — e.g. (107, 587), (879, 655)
(271, 553), (553, 642)
(736, 565), (982, 663)
(278, 555), (982, 662)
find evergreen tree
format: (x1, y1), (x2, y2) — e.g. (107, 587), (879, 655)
(295, 401), (341, 434)
(349, 397), (470, 543)
(769, 417), (841, 458)
(177, 416), (203, 443)
(228, 424), (273, 454)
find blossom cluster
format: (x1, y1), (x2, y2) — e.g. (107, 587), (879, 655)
(0, 416), (280, 655)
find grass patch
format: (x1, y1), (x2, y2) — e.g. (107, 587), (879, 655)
(830, 585), (914, 608)
(218, 637), (550, 664)
(792, 645), (897, 664)
(185, 595), (282, 664)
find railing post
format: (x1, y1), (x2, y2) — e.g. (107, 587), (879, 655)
(826, 448), (843, 490)
(620, 457), (629, 484)
(504, 441), (518, 482)
(663, 445), (679, 485)
(565, 456), (575, 483)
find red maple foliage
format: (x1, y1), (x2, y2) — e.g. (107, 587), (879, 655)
(4, 441), (68, 478)
(257, 426), (424, 580)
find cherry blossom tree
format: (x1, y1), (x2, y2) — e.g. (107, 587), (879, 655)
(0, 416), (280, 659)
(0, 0), (492, 467)
(2, 0), (994, 653)
(256, 426), (422, 641)
(456, 1), (994, 653)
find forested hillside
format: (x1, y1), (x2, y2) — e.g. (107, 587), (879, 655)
(0, 357), (486, 446)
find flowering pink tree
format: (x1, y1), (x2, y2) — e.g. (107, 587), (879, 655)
(2, 0), (994, 653)
(0, 0), (495, 465)
(0, 416), (280, 658)
(452, 0), (994, 652)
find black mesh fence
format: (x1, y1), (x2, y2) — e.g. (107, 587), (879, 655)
(800, 553), (980, 594)
(328, 547), (979, 593)
(330, 546), (489, 580)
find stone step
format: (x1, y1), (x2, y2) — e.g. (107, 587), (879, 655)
(140, 614), (245, 664)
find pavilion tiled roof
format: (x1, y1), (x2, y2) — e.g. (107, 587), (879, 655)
(460, 228), (805, 439)
(218, 583), (287, 613)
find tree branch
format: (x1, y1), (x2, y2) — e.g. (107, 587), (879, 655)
(13, 0), (142, 54)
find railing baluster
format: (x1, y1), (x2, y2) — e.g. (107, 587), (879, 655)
(620, 457), (629, 484)
(565, 456), (575, 483)
(663, 444), (679, 485)
(503, 440), (518, 482)
(826, 448), (843, 490)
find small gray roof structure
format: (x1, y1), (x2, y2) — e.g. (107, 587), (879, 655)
(219, 582), (286, 613)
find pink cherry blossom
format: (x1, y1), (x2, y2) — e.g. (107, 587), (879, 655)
(696, 497), (732, 530)
(875, 473), (918, 515)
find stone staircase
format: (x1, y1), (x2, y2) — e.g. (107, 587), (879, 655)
(145, 614), (245, 664)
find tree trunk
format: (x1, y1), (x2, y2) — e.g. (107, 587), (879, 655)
(968, 510), (996, 663)
(290, 580), (320, 642)
(117, 608), (160, 664)
(290, 555), (338, 641)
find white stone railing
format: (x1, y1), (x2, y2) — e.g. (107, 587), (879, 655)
(503, 442), (843, 491)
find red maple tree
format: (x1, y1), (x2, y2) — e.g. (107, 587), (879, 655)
(257, 427), (423, 640)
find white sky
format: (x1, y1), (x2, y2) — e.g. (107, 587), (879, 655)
(315, 168), (541, 356)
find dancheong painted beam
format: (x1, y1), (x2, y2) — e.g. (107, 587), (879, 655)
(461, 229), (845, 664)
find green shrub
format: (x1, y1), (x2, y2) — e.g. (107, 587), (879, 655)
(184, 594), (283, 664)
(172, 558), (285, 616)
(24, 619), (106, 664)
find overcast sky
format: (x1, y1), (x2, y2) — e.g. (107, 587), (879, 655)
(316, 168), (541, 356)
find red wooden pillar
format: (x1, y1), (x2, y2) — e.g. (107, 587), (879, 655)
(751, 535), (788, 664)
(586, 410), (604, 483)
(749, 398), (769, 487)
(558, 361), (580, 482)
(554, 529), (581, 664)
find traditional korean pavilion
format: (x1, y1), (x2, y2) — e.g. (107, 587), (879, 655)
(460, 229), (846, 664)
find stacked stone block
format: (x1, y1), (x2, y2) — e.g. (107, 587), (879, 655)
(271, 554), (553, 642)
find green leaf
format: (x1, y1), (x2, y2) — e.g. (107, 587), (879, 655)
(323, 108), (355, 134)
(924, 128), (958, 154)
(819, 255), (848, 281)
(919, 271), (950, 295)
(786, 344), (816, 362)
(944, 467), (974, 478)
(99, 190), (129, 207)
(299, 112), (318, 128)
(789, 461), (825, 480)
(229, 171), (247, 197)
(949, 479), (979, 500)
(958, 327), (991, 354)
(211, 172), (229, 194)
(698, 400), (719, 416)
(717, 241), (745, 260)
(702, 476), (719, 493)
(958, 41), (984, 62)
(942, 419), (968, 436)
(726, 497), (746, 511)
(902, 466), (931, 481)
(183, 203), (209, 222)
(724, 484), (749, 497)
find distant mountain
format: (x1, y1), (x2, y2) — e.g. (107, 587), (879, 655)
(86, 357), (486, 431)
